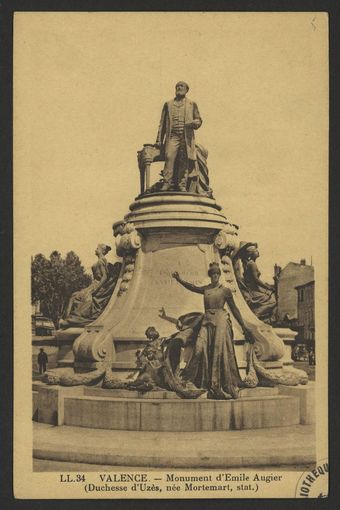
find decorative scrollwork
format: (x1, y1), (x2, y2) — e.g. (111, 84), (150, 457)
(113, 222), (142, 253)
(214, 230), (237, 253)
(118, 254), (136, 297)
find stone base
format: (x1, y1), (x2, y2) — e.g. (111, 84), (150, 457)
(62, 393), (299, 432)
(278, 382), (315, 424)
(34, 381), (84, 425)
(33, 381), (313, 431)
(83, 386), (278, 400)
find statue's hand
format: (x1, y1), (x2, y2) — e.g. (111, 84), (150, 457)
(159, 307), (166, 318)
(186, 120), (201, 129)
(172, 271), (180, 281)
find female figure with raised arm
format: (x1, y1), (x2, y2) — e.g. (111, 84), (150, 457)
(172, 262), (253, 399)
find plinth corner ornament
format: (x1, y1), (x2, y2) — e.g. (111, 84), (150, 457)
(214, 229), (238, 253)
(114, 222), (142, 257)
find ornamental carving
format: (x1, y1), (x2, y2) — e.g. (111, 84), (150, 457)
(114, 222), (142, 257)
(118, 255), (136, 297)
(214, 229), (237, 254)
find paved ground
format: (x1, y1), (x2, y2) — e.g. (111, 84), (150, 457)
(33, 459), (315, 472)
(33, 422), (315, 470)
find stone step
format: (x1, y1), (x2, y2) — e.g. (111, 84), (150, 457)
(83, 386), (279, 400)
(33, 421), (316, 469)
(63, 394), (300, 432)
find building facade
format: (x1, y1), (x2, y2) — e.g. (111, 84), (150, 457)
(295, 280), (315, 349)
(31, 302), (55, 337)
(275, 259), (314, 324)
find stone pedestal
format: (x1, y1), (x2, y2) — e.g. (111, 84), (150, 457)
(33, 382), (313, 431)
(34, 225), (310, 431)
(278, 382), (315, 424)
(72, 193), (285, 375)
(34, 381), (84, 425)
(61, 389), (300, 432)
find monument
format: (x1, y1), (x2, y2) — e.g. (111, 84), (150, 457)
(34, 83), (312, 433)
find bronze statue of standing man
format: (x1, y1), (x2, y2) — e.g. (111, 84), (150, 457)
(155, 82), (202, 191)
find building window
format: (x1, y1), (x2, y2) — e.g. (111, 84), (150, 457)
(299, 289), (304, 302)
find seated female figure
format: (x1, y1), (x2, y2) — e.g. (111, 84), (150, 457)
(59, 244), (121, 329)
(233, 243), (277, 324)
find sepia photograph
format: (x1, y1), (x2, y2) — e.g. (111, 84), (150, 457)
(13, 11), (328, 499)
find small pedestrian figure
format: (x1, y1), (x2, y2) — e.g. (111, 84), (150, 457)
(308, 348), (316, 366)
(37, 348), (48, 374)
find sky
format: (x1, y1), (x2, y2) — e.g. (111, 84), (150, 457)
(14, 12), (328, 281)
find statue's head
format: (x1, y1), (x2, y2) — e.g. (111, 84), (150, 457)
(96, 244), (112, 256)
(208, 262), (221, 284)
(175, 81), (189, 98)
(145, 326), (160, 341)
(232, 241), (259, 262)
(245, 245), (259, 260)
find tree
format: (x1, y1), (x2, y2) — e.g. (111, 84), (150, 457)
(31, 251), (92, 327)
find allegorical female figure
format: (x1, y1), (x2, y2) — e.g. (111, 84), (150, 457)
(59, 244), (121, 329)
(172, 263), (253, 399)
(233, 242), (277, 324)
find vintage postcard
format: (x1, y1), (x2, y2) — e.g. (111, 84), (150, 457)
(13, 11), (328, 499)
